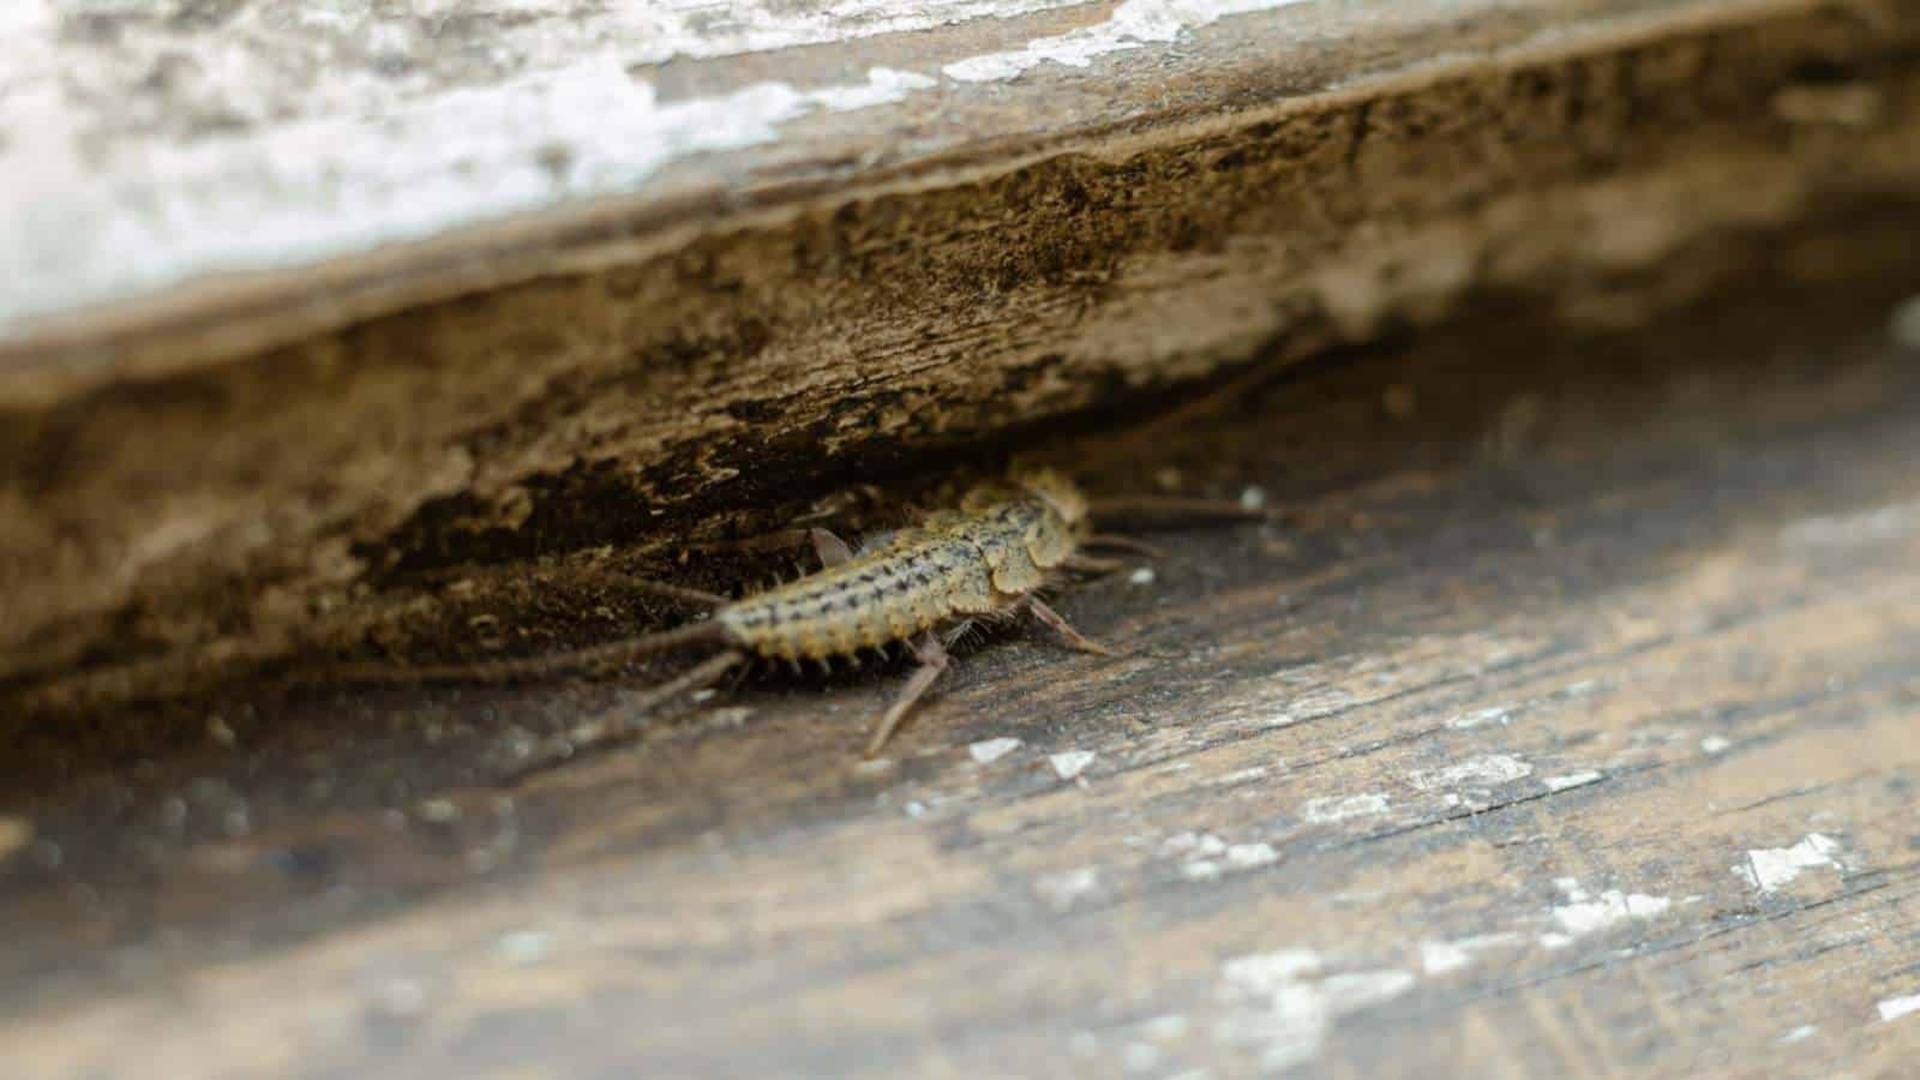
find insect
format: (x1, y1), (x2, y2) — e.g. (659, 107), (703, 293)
(341, 467), (1258, 756)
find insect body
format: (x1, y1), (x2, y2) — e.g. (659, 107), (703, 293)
(346, 468), (1246, 756)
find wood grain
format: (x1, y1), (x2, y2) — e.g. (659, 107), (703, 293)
(6, 0), (1920, 708)
(3, 261), (1917, 1078)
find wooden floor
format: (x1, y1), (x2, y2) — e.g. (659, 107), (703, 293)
(5, 275), (1920, 1078)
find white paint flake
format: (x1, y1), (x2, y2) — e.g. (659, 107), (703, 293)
(1049, 750), (1097, 780)
(1182, 860), (1223, 882)
(1418, 933), (1525, 976)
(1541, 770), (1604, 793)
(1700, 734), (1732, 755)
(1215, 950), (1415, 1072)
(1035, 866), (1102, 910)
(1226, 842), (1279, 869)
(1128, 566), (1157, 586)
(1301, 793), (1390, 823)
(1543, 880), (1672, 947)
(1446, 706), (1513, 730)
(491, 929), (553, 966)
(1877, 993), (1920, 1023)
(944, 0), (1308, 83)
(1778, 500), (1920, 549)
(1777, 1024), (1818, 1044)
(1410, 754), (1533, 792)
(969, 736), (1024, 764)
(3, 55), (937, 328)
(1167, 831), (1273, 881)
(1735, 833), (1843, 893)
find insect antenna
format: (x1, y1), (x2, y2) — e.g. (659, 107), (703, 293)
(1087, 495), (1269, 523)
(500, 649), (746, 786)
(317, 619), (731, 686)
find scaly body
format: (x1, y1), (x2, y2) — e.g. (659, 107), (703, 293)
(719, 470), (1086, 662)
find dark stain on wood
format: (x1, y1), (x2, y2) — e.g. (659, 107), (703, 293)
(3, 236), (1919, 1076)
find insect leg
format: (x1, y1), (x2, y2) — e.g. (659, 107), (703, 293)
(1025, 597), (1115, 656)
(625, 579), (729, 609)
(685, 527), (855, 571)
(608, 649), (746, 721)
(1062, 554), (1128, 576)
(808, 528), (856, 568)
(502, 649), (746, 784)
(1081, 534), (1167, 559)
(864, 632), (951, 757)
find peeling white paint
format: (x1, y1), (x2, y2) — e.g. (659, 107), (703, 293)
(969, 736), (1024, 763)
(1035, 866), (1102, 909)
(1700, 734), (1732, 755)
(1183, 859), (1225, 882)
(1168, 830), (1274, 881)
(1735, 833), (1843, 893)
(1778, 500), (1920, 549)
(944, 0), (1308, 82)
(1049, 749), (1097, 780)
(1877, 993), (1920, 1023)
(1446, 706), (1513, 730)
(1301, 793), (1390, 823)
(1215, 950), (1415, 1072)
(1541, 770), (1604, 793)
(1163, 832), (1228, 857)
(1418, 933), (1525, 975)
(1225, 842), (1279, 869)
(1543, 880), (1672, 946)
(3, 57), (940, 328)
(1410, 754), (1533, 791)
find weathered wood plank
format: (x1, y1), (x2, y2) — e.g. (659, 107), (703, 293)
(5, 0), (1920, 709)
(3, 261), (1917, 1078)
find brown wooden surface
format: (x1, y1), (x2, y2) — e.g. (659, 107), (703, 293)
(4, 251), (1919, 1077)
(7, 0), (1920, 712)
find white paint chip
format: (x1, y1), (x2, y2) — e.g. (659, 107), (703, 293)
(1700, 734), (1732, 755)
(1877, 993), (1920, 1023)
(1215, 950), (1415, 1072)
(1182, 859), (1223, 882)
(1735, 833), (1843, 893)
(1418, 933), (1524, 976)
(1035, 866), (1101, 910)
(1128, 566), (1157, 586)
(1301, 793), (1390, 823)
(1542, 770), (1604, 793)
(1049, 750), (1097, 780)
(492, 929), (553, 966)
(1776, 1024), (1817, 1044)
(1410, 754), (1533, 791)
(1225, 842), (1278, 869)
(1446, 706), (1512, 730)
(944, 0), (1309, 83)
(1544, 880), (1672, 945)
(969, 737), (1023, 764)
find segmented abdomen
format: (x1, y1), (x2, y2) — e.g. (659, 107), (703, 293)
(718, 530), (1000, 661)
